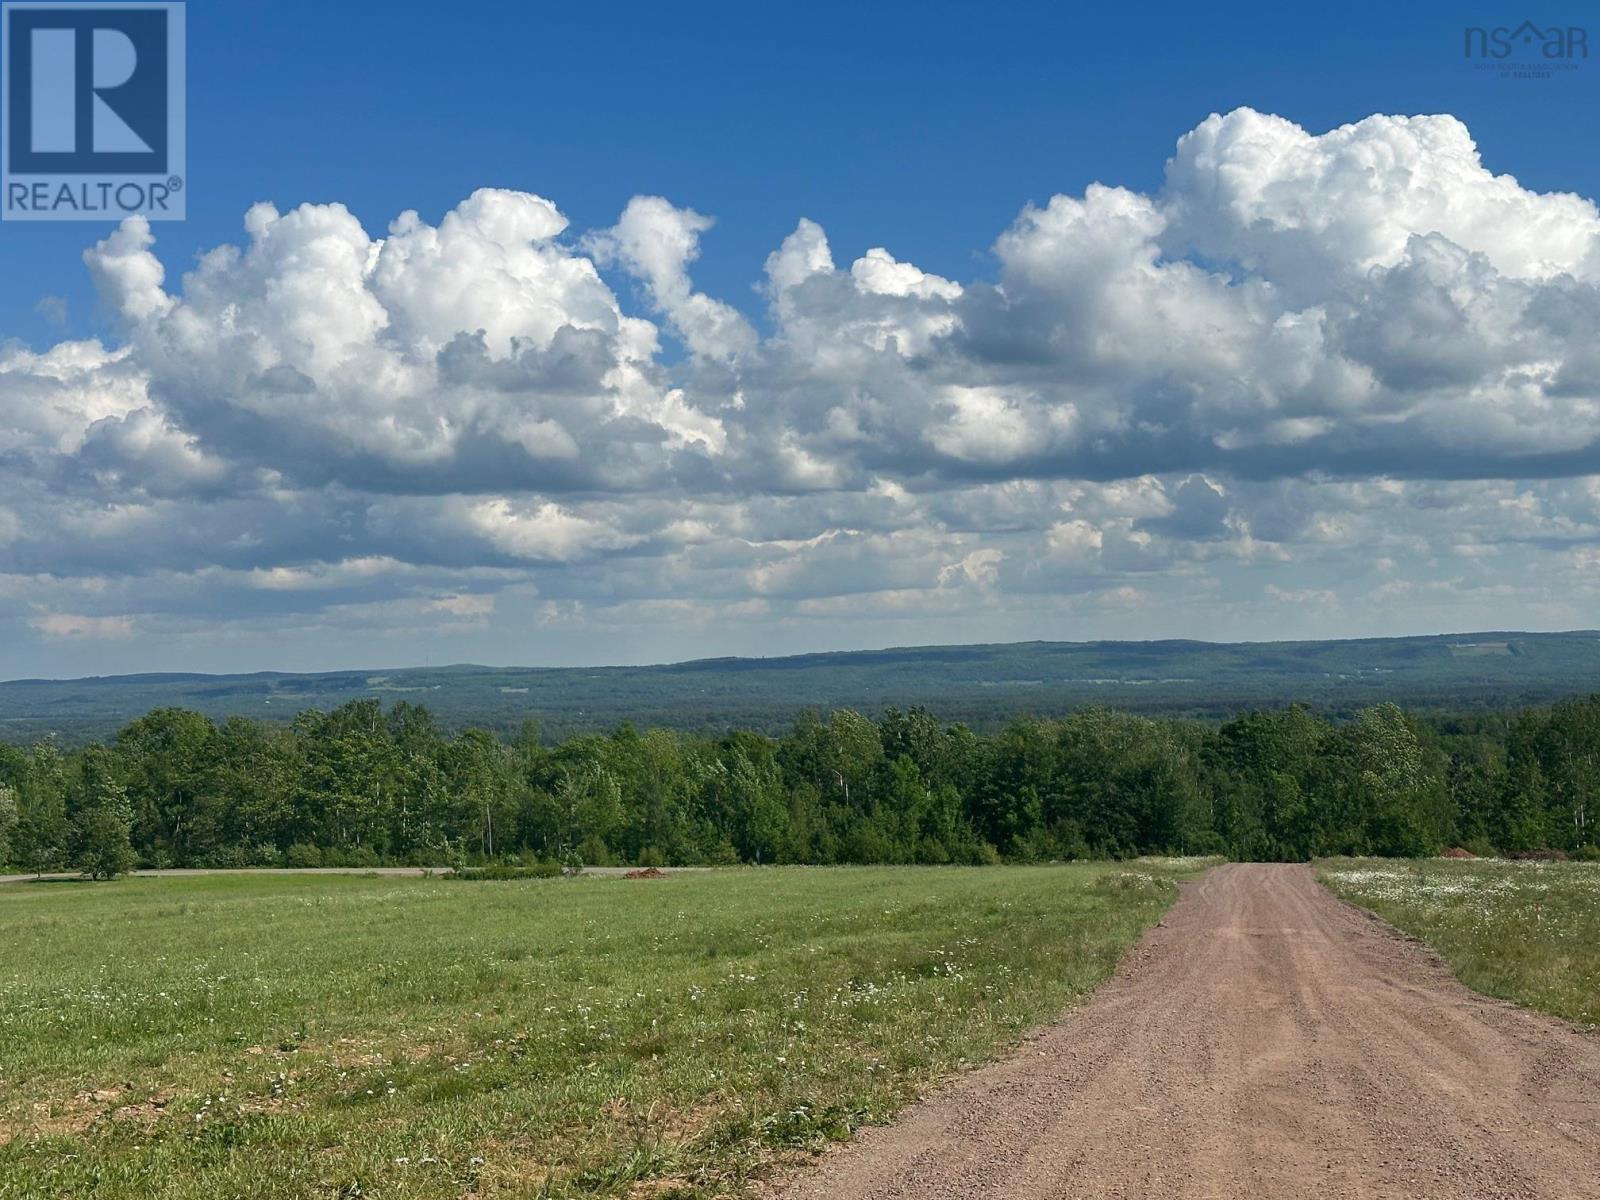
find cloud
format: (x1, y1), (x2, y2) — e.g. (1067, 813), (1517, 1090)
(459, 497), (642, 563)
(28, 611), (136, 639)
(35, 295), (68, 326)
(5, 108), (1600, 669)
(428, 592), (495, 618)
(1164, 110), (1600, 293)
(585, 196), (757, 362)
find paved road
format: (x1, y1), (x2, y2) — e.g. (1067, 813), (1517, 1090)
(774, 863), (1600, 1200)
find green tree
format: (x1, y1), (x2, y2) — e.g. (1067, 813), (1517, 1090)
(213, 716), (300, 852)
(77, 803), (137, 880)
(0, 784), (17, 866)
(295, 701), (399, 854)
(1346, 704), (1450, 857)
(14, 741), (68, 874)
(68, 749), (136, 880)
(115, 707), (219, 864)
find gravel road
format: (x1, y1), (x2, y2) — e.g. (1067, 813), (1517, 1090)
(774, 863), (1600, 1199)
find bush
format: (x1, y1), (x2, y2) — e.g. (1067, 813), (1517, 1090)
(840, 824), (893, 865)
(284, 842), (323, 868)
(966, 839), (1003, 866)
(196, 844), (281, 869)
(445, 862), (562, 881)
(702, 841), (741, 866)
(251, 843), (284, 868)
(324, 845), (382, 868)
(576, 836), (615, 867)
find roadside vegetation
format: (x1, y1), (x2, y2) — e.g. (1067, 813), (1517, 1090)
(4, 694), (1599, 878)
(0, 862), (1204, 1198)
(1319, 858), (1600, 1026)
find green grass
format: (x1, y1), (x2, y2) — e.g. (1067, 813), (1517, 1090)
(0, 862), (1204, 1198)
(1319, 858), (1600, 1028)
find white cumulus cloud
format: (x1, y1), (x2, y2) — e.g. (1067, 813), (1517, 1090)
(5, 108), (1600, 670)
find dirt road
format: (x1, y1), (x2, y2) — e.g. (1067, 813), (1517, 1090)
(775, 863), (1600, 1200)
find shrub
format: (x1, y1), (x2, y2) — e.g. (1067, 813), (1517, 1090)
(141, 847), (173, 871)
(967, 839), (1003, 866)
(702, 841), (741, 866)
(196, 844), (280, 869)
(445, 863), (562, 881)
(576, 836), (615, 867)
(284, 843), (323, 868)
(324, 845), (382, 868)
(251, 843), (284, 868)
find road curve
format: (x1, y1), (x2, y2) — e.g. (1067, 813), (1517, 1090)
(772, 863), (1600, 1200)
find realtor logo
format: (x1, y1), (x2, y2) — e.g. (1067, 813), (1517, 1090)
(1463, 20), (1588, 80)
(2, 2), (185, 220)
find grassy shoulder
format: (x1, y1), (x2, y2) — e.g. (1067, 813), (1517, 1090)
(0, 861), (1208, 1199)
(1318, 857), (1600, 1028)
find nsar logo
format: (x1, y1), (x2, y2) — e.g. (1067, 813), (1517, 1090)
(2, 2), (185, 221)
(1463, 21), (1587, 79)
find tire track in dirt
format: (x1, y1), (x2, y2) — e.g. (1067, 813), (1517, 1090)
(771, 863), (1600, 1199)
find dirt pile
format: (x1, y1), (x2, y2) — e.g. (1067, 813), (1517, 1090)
(623, 866), (668, 879)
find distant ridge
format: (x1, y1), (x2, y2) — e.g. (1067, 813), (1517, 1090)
(3, 631), (1598, 743)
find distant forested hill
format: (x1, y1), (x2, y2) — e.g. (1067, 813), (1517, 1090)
(3, 631), (1599, 743)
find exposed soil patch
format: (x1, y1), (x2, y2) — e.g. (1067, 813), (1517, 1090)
(1439, 846), (1476, 859)
(623, 867), (669, 879)
(771, 864), (1600, 1200)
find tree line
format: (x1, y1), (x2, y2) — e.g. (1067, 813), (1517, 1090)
(1, 696), (1596, 875)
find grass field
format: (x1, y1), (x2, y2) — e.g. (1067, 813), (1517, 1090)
(0, 863), (1203, 1198)
(1319, 858), (1600, 1028)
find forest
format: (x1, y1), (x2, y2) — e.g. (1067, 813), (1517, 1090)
(7, 632), (1600, 745)
(0, 696), (1596, 875)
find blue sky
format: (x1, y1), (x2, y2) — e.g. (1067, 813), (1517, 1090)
(8, 0), (1597, 346)
(3, 0), (1600, 677)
